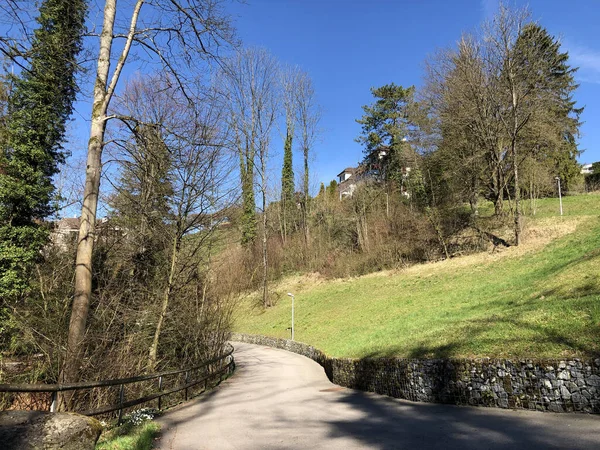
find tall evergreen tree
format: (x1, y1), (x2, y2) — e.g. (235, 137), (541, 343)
(512, 23), (583, 191)
(0, 0), (86, 297)
(356, 83), (415, 183)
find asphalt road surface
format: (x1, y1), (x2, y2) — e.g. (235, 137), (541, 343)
(157, 342), (600, 449)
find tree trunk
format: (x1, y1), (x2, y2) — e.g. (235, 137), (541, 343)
(239, 144), (256, 247)
(62, 0), (116, 394)
(148, 232), (179, 372)
(428, 208), (449, 260)
(261, 173), (268, 308)
(303, 147), (310, 246)
(494, 166), (504, 216)
(511, 82), (521, 246)
(512, 138), (521, 245)
(278, 203), (285, 244)
(63, 0), (143, 392)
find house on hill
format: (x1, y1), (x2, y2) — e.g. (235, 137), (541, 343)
(51, 217), (123, 250)
(338, 167), (359, 200)
(336, 159), (412, 200)
(51, 217), (80, 249)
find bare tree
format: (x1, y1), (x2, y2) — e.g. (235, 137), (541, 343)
(421, 36), (507, 217)
(294, 70), (321, 245)
(221, 47), (279, 307)
(109, 74), (235, 371)
(485, 4), (580, 243)
(484, 4), (532, 244)
(0, 1), (37, 70)
(64, 0), (234, 387)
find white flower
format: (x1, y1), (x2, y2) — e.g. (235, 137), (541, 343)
(125, 407), (156, 426)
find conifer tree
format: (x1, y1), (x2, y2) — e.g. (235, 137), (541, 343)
(356, 83), (415, 183)
(0, 0), (86, 297)
(318, 182), (325, 197)
(327, 179), (338, 200)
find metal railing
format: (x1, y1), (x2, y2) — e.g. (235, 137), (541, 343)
(0, 344), (235, 422)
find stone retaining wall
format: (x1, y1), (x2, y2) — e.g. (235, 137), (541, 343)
(230, 333), (600, 413)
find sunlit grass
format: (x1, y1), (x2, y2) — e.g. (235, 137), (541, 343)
(95, 421), (160, 450)
(234, 193), (600, 359)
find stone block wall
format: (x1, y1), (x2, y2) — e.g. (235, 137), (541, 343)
(230, 333), (600, 413)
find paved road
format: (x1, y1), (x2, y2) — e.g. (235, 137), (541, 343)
(157, 342), (600, 449)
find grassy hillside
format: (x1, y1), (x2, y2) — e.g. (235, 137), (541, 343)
(234, 194), (600, 359)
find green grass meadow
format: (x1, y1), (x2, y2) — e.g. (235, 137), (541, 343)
(234, 194), (600, 359)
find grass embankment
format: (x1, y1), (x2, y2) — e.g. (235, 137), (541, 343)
(234, 194), (600, 359)
(96, 421), (160, 450)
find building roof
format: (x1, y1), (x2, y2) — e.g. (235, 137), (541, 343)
(55, 217), (115, 231)
(337, 167), (357, 177)
(56, 217), (80, 230)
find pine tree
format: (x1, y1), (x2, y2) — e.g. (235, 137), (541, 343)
(356, 83), (415, 183)
(0, 0), (86, 297)
(513, 24), (583, 191)
(318, 182), (325, 197)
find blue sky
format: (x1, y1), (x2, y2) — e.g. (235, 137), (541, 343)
(227, 0), (600, 188)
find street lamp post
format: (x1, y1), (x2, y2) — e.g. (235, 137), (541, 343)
(555, 176), (563, 216)
(287, 293), (295, 340)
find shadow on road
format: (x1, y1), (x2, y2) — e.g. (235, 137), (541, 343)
(157, 343), (600, 450)
(323, 389), (599, 449)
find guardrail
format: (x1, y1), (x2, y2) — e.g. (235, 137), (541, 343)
(0, 344), (235, 422)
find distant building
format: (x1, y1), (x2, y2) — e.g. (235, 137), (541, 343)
(581, 163), (594, 175)
(335, 161), (411, 200)
(337, 167), (356, 183)
(51, 217), (80, 250)
(337, 167), (358, 200)
(50, 217), (123, 250)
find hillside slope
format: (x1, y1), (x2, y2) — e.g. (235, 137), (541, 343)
(234, 194), (600, 359)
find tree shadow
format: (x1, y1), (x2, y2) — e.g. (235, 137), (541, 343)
(156, 342), (600, 450)
(323, 389), (600, 450)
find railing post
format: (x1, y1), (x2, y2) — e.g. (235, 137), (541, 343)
(157, 376), (163, 410)
(117, 384), (125, 425)
(50, 391), (57, 413)
(184, 371), (189, 401)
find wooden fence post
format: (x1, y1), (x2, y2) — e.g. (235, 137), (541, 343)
(118, 384), (125, 424)
(158, 376), (163, 410)
(184, 371), (189, 401)
(50, 391), (57, 412)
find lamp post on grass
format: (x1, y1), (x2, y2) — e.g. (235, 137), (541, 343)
(555, 176), (563, 216)
(287, 292), (295, 341)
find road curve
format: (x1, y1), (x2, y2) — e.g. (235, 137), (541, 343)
(157, 342), (600, 449)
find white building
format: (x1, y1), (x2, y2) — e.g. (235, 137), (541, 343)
(337, 167), (358, 200)
(581, 163), (593, 175)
